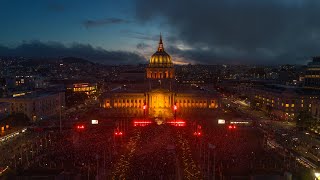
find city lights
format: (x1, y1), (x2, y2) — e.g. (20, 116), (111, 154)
(2, 2), (320, 178)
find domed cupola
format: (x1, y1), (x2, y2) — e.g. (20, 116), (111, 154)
(146, 34), (175, 79)
(149, 34), (173, 68)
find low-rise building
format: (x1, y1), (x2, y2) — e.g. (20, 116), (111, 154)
(304, 56), (320, 89)
(66, 83), (97, 95)
(250, 84), (319, 121)
(0, 91), (65, 121)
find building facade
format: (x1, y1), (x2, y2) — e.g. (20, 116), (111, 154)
(0, 91), (65, 121)
(304, 56), (320, 89)
(67, 82), (97, 95)
(249, 84), (318, 121)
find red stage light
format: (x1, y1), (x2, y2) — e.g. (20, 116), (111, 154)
(77, 125), (85, 129)
(133, 121), (152, 127)
(115, 131), (123, 135)
(193, 131), (201, 136)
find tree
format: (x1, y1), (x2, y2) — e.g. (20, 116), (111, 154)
(265, 105), (273, 115)
(296, 110), (314, 131)
(65, 90), (88, 107)
(250, 99), (259, 110)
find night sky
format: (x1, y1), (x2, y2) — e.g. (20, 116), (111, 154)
(1, 0), (320, 65)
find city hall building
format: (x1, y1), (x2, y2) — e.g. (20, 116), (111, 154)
(101, 35), (219, 122)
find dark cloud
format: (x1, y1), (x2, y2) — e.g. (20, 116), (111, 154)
(83, 18), (130, 28)
(120, 30), (158, 41)
(134, 0), (320, 64)
(136, 42), (151, 50)
(0, 41), (146, 65)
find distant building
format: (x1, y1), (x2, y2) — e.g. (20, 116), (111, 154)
(311, 99), (320, 134)
(66, 83), (97, 95)
(304, 56), (320, 89)
(250, 84), (319, 121)
(0, 91), (65, 121)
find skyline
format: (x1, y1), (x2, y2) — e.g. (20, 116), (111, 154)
(1, 0), (320, 65)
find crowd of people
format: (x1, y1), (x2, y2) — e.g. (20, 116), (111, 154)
(0, 114), (307, 179)
(185, 120), (299, 178)
(124, 124), (177, 179)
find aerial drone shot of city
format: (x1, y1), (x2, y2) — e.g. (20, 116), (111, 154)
(1, 0), (320, 179)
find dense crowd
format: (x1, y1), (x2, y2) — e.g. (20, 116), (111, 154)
(124, 125), (177, 179)
(0, 116), (306, 179)
(185, 121), (298, 178)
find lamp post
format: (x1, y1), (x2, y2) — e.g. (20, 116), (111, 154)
(59, 105), (63, 133)
(208, 143), (216, 180)
(143, 104), (146, 120)
(174, 104), (177, 124)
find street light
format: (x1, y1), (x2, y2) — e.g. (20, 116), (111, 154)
(314, 171), (320, 180)
(174, 104), (177, 123)
(60, 105), (63, 133)
(143, 104), (146, 120)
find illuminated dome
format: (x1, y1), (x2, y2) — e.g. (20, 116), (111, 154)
(149, 35), (173, 68)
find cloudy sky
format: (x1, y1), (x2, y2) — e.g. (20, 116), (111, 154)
(1, 0), (320, 65)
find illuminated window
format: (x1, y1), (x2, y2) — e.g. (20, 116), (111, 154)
(291, 104), (294, 107)
(285, 104), (289, 108)
(301, 104), (303, 107)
